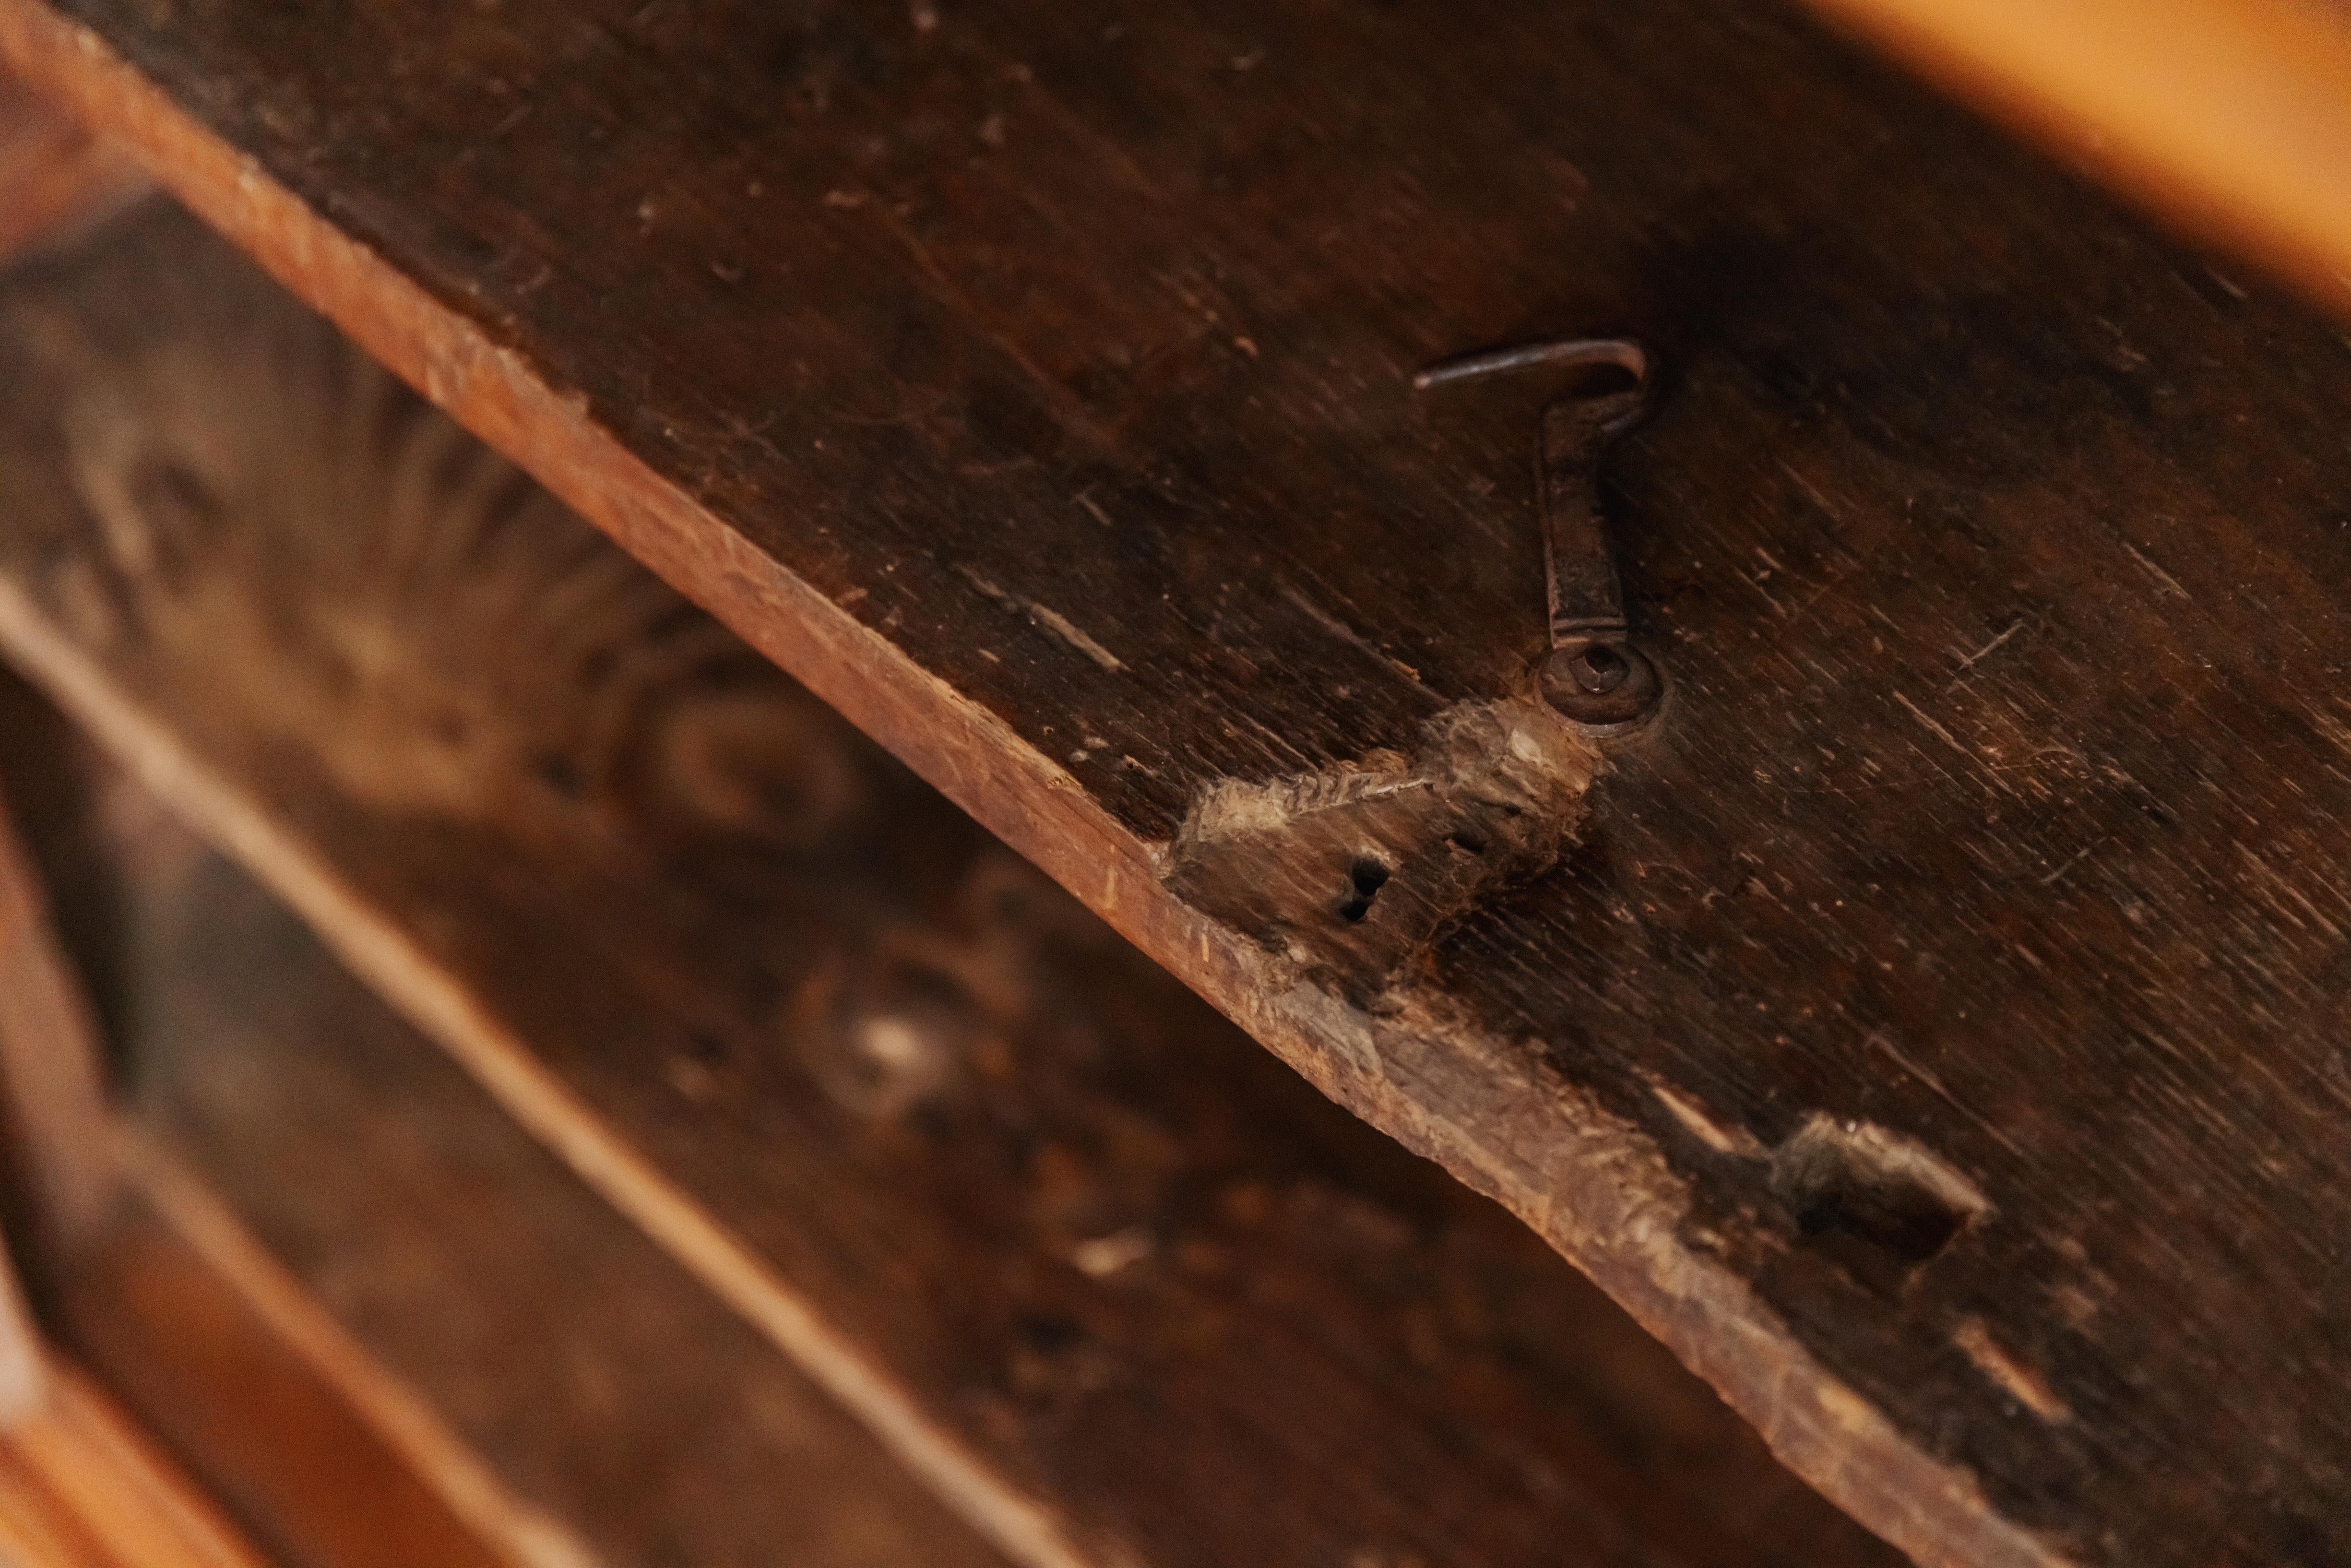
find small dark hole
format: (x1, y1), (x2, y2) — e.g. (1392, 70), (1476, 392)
(1772, 1121), (1977, 1295)
(1015, 1313), (1085, 1354)
(1572, 645), (1628, 693)
(1337, 856), (1389, 923)
(1793, 1188), (1964, 1265)
(534, 752), (588, 796)
(1448, 830), (1488, 856)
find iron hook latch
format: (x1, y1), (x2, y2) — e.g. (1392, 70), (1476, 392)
(1416, 336), (1662, 735)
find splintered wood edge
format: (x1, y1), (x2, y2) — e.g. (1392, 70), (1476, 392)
(0, 1357), (264, 1568)
(0, 12), (2065, 1566)
(1797, 0), (2351, 319)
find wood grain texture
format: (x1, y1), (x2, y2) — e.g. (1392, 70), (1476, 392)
(0, 213), (1901, 1568)
(3, 3), (2349, 1560)
(1795, 0), (2351, 321)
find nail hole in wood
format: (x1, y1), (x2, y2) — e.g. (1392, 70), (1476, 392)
(1769, 1115), (1988, 1292)
(1791, 1173), (1966, 1267)
(1447, 829), (1488, 857)
(1337, 856), (1390, 922)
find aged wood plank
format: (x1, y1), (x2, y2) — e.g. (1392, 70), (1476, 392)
(1795, 0), (2351, 317)
(59, 1185), (560, 1568)
(0, 682), (1022, 1568)
(0, 674), (1019, 1568)
(5, 2), (2351, 1557)
(0, 213), (1902, 1568)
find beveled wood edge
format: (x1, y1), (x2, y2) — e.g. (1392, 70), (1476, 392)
(1798, 0), (2351, 320)
(0, 11), (2068, 1564)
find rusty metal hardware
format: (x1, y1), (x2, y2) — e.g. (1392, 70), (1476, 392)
(1416, 336), (1662, 735)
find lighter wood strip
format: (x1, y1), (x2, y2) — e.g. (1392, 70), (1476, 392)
(1800, 0), (2351, 314)
(0, 769), (117, 1261)
(113, 1130), (602, 1568)
(0, 1239), (41, 1428)
(0, 1359), (264, 1568)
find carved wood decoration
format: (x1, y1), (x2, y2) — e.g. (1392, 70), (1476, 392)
(0, 206), (1897, 1568)
(0, 0), (2347, 1559)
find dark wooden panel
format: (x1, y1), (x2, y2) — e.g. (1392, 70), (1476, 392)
(103, 844), (1016, 1568)
(0, 681), (1013, 1568)
(59, 1202), (519, 1568)
(3, 0), (2346, 1557)
(0, 219), (1897, 1568)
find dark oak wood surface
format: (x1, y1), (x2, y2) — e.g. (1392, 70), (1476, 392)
(1, 3), (2346, 1562)
(1, 675), (1013, 1568)
(0, 212), (1898, 1568)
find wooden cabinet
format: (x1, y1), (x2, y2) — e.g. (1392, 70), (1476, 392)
(0, 3), (2343, 1565)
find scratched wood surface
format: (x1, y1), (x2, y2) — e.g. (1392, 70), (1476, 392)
(0, 216), (1898, 1568)
(1, 2), (2347, 1560)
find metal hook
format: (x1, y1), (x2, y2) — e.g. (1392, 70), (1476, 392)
(1416, 334), (1662, 734)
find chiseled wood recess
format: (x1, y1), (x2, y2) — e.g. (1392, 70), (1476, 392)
(1795, 0), (2351, 322)
(0, 222), (1900, 1568)
(0, 2), (2346, 1563)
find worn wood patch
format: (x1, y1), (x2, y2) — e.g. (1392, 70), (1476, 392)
(0, 214), (1898, 1568)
